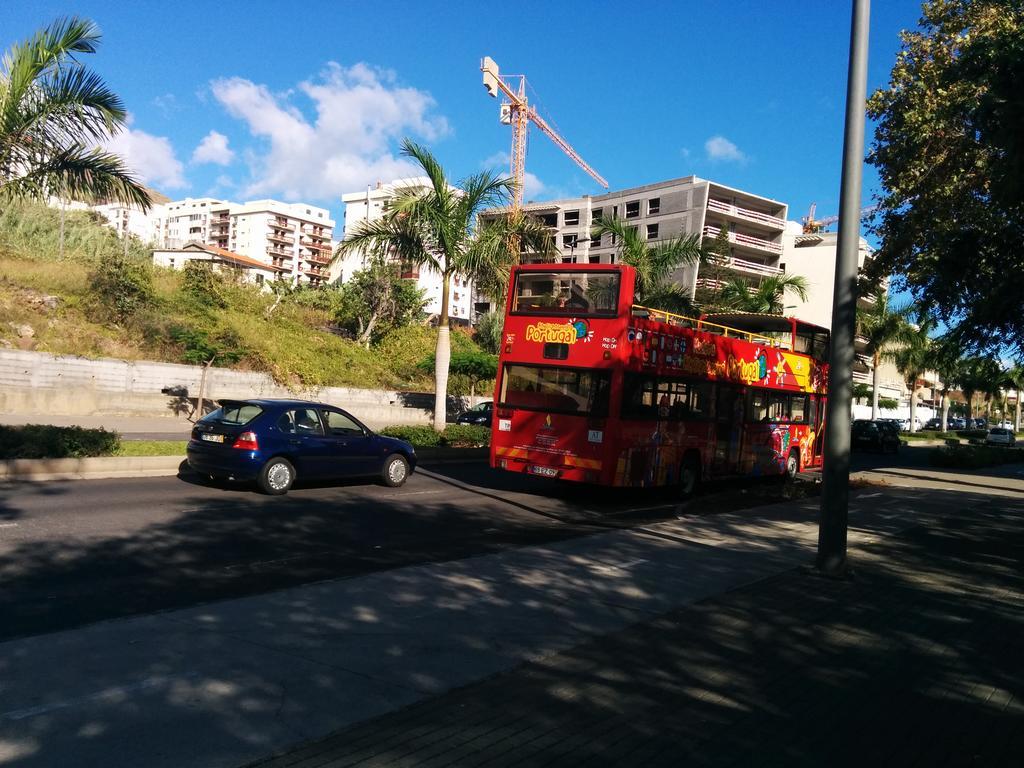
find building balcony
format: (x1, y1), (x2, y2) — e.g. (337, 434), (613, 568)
(272, 219), (295, 231)
(852, 370), (872, 384)
(301, 226), (329, 238)
(708, 255), (784, 278)
(301, 238), (332, 251)
(266, 247), (293, 259)
(267, 232), (294, 245)
(707, 199), (786, 230)
(695, 276), (756, 294)
(304, 252), (331, 265)
(702, 226), (783, 255)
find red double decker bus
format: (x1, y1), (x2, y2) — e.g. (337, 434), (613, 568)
(490, 263), (829, 493)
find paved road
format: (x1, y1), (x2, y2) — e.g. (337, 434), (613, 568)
(0, 446), (934, 643)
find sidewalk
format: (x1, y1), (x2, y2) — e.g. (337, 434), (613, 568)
(0, 412), (194, 440)
(1, 467), (1021, 767)
(251, 494), (1023, 768)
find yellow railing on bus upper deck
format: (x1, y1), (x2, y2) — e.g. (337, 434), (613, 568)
(631, 305), (793, 350)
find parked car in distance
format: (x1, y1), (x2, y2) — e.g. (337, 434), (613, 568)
(973, 418), (988, 429)
(985, 427), (1017, 447)
(186, 399), (416, 495)
(924, 418), (942, 431)
(456, 401), (493, 427)
(996, 421), (1015, 431)
(949, 418), (967, 429)
(851, 419), (901, 454)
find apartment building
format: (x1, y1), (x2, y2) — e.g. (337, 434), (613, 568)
(334, 179), (473, 324)
(162, 197), (227, 250)
(226, 200), (334, 286)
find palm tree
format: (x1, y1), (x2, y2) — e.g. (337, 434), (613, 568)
(931, 340), (964, 432)
(855, 286), (913, 420)
(892, 307), (937, 433)
(1006, 364), (1024, 432)
(957, 356), (1002, 423)
(0, 17), (150, 208)
(715, 274), (810, 314)
(592, 215), (708, 313)
(335, 138), (553, 431)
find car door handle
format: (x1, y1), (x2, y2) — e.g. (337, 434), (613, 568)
(288, 439), (302, 446)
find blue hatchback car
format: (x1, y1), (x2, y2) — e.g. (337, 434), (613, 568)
(186, 399), (416, 495)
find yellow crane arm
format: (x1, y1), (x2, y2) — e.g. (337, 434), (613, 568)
(527, 107), (608, 189)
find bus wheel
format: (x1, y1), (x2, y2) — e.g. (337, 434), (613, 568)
(679, 455), (700, 498)
(785, 449), (800, 480)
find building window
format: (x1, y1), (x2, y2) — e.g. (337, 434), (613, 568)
(647, 223), (659, 240)
(625, 201), (640, 219)
(564, 210), (579, 226)
(540, 213), (557, 227)
(591, 207), (602, 223)
(590, 233), (601, 248)
(562, 234), (578, 248)
(648, 198), (660, 215)
(589, 255), (601, 264)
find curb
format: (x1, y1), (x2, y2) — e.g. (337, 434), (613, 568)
(0, 455), (184, 482)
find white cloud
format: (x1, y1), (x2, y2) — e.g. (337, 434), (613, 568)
(210, 62), (449, 199)
(704, 135), (746, 163)
(481, 150), (546, 199)
(105, 116), (186, 189)
(192, 130), (235, 165)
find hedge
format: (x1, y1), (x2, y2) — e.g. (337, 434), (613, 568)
(379, 424), (490, 448)
(0, 424), (122, 459)
(928, 444), (1024, 469)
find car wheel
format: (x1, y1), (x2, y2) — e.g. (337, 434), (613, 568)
(381, 453), (410, 488)
(258, 457), (295, 495)
(785, 449), (800, 480)
(679, 455), (700, 499)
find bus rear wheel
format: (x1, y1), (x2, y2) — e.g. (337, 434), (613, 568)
(679, 455), (700, 498)
(785, 449), (800, 480)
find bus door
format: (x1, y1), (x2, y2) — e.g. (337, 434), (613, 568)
(811, 395), (826, 466)
(713, 384), (744, 473)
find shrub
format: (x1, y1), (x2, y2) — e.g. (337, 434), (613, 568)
(379, 425), (443, 447)
(928, 444), (1024, 469)
(88, 254), (154, 323)
(180, 262), (228, 308)
(378, 423), (491, 448)
(0, 424), (121, 459)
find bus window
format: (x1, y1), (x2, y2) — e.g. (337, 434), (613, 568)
(512, 271), (620, 317)
(768, 393), (789, 421)
(688, 381), (713, 418)
(748, 390), (769, 422)
(501, 364), (611, 415)
(791, 395), (809, 423)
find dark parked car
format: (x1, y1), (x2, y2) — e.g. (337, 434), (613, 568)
(456, 401), (493, 427)
(186, 399), (416, 495)
(924, 418), (942, 430)
(851, 419), (901, 454)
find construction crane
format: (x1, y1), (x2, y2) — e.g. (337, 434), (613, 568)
(481, 56), (608, 211)
(802, 202), (879, 234)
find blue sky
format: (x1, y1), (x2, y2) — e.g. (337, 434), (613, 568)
(2, 1), (924, 228)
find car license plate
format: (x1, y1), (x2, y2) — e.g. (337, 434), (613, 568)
(529, 465), (559, 477)
(201, 433), (225, 443)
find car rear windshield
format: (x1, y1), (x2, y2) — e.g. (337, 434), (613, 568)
(500, 364), (610, 416)
(200, 403), (264, 426)
(990, 428), (1009, 435)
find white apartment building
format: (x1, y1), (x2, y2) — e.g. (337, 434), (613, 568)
(162, 197), (227, 250)
(335, 179), (473, 324)
(226, 200), (334, 286)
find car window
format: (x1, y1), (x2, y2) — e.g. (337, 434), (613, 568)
(281, 408), (325, 436)
(201, 403), (263, 425)
(323, 410), (364, 436)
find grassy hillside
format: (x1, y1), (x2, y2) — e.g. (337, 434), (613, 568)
(0, 201), (485, 393)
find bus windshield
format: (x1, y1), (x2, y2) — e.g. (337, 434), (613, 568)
(512, 271), (620, 317)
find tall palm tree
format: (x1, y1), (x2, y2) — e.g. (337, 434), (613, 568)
(856, 286), (913, 420)
(0, 17), (150, 208)
(335, 138), (553, 431)
(1006, 364), (1024, 432)
(892, 307), (937, 432)
(957, 356), (1002, 423)
(592, 215), (708, 313)
(716, 274), (809, 315)
(931, 340), (964, 432)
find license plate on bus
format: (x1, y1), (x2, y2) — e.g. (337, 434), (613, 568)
(529, 465), (559, 477)
(201, 433), (225, 443)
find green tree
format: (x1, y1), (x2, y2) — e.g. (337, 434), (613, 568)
(180, 261), (228, 308)
(716, 274), (810, 314)
(336, 138), (552, 431)
(856, 286), (913, 420)
(474, 311), (504, 355)
(592, 215), (707, 314)
(419, 350), (498, 400)
(693, 223), (732, 307)
(88, 253), (153, 323)
(335, 261), (427, 347)
(892, 307), (937, 432)
(866, 0), (1024, 355)
(852, 382), (872, 404)
(957, 356), (1002, 421)
(1006, 363), (1024, 431)
(169, 327), (245, 418)
(0, 17), (150, 207)
(930, 339), (966, 431)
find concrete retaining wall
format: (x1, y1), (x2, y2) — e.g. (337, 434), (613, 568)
(0, 350), (479, 427)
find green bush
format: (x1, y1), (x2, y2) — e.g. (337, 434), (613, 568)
(0, 424), (121, 459)
(379, 425), (443, 447)
(928, 444), (1024, 469)
(378, 423), (491, 448)
(88, 254), (154, 323)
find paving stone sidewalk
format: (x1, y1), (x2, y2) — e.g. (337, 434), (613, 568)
(248, 496), (1024, 768)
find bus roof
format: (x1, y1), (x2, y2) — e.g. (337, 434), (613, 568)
(701, 312), (830, 337)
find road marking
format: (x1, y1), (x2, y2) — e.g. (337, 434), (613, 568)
(858, 492), (883, 499)
(0, 523), (17, 529)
